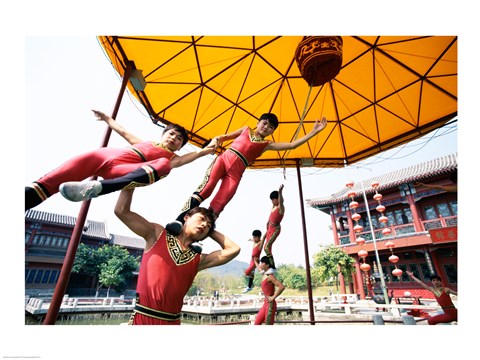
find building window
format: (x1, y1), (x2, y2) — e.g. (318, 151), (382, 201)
(424, 206), (437, 220)
(49, 270), (59, 284)
(450, 201), (457, 215)
(443, 264), (457, 284)
(408, 264), (421, 280)
(420, 263), (431, 281)
(34, 270), (44, 283)
(41, 270), (51, 284)
(437, 203), (451, 217)
(26, 269), (36, 283)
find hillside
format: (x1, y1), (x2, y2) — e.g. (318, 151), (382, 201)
(204, 259), (249, 277)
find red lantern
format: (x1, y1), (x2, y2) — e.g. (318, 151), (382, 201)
(345, 180), (354, 188)
(373, 193), (383, 201)
(347, 190), (356, 198)
(358, 249), (368, 258)
(351, 213), (361, 221)
(379, 215), (389, 223)
(354, 224), (364, 233)
(392, 268), (403, 277)
(382, 228), (392, 235)
(385, 241), (395, 249)
(349, 201), (359, 209)
(371, 181), (380, 188)
(356, 237), (366, 245)
(376, 205), (386, 213)
(360, 263), (371, 272)
(389, 255), (399, 263)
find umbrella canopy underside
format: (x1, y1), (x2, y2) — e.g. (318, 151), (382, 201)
(98, 35), (457, 169)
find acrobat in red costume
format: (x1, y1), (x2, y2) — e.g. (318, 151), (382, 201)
(178, 126), (270, 219)
(253, 256), (285, 325)
(167, 114), (328, 236)
(428, 290), (458, 325)
(129, 229), (201, 325)
(28, 141), (175, 206)
(263, 185), (285, 268)
(406, 271), (457, 325)
(254, 275), (277, 325)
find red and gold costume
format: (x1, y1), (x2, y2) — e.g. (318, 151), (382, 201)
(29, 141), (175, 201)
(428, 290), (457, 325)
(129, 229), (201, 325)
(244, 244), (262, 277)
(263, 206), (284, 259)
(254, 276), (277, 325)
(190, 127), (270, 216)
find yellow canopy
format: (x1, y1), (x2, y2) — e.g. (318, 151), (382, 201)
(98, 36), (457, 169)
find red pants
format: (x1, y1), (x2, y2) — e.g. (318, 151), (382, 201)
(428, 307), (457, 325)
(36, 147), (171, 196)
(195, 151), (245, 216)
(254, 299), (277, 325)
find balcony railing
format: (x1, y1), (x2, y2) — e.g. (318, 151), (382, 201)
(338, 215), (457, 246)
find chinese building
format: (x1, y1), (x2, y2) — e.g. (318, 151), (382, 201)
(25, 209), (144, 297)
(306, 153), (457, 300)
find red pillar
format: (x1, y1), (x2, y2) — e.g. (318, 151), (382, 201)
(405, 192), (424, 232)
(330, 209), (340, 245)
(355, 260), (366, 299)
(43, 61), (134, 325)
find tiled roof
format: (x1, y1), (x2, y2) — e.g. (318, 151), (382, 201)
(112, 234), (145, 249)
(25, 209), (111, 240)
(306, 153), (457, 207)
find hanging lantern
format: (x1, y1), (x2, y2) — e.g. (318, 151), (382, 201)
(295, 36), (343, 87)
(358, 249), (368, 258)
(356, 237), (366, 245)
(345, 180), (354, 188)
(379, 215), (389, 223)
(360, 263), (371, 272)
(382, 228), (392, 236)
(373, 193), (383, 201)
(371, 181), (380, 188)
(351, 213), (361, 221)
(347, 190), (356, 198)
(389, 254), (399, 263)
(385, 241), (396, 249)
(354, 224), (364, 233)
(392, 268), (403, 277)
(349, 201), (359, 209)
(376, 204), (386, 213)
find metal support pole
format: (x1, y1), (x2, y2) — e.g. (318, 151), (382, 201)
(43, 61), (134, 324)
(296, 160), (315, 324)
(356, 167), (390, 305)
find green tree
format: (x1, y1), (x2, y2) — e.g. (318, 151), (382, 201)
(275, 264), (307, 290)
(313, 245), (356, 291)
(73, 243), (139, 297)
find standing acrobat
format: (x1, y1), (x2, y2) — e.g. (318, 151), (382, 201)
(406, 271), (458, 325)
(254, 256), (285, 325)
(263, 184), (285, 268)
(167, 113), (327, 235)
(115, 188), (240, 325)
(25, 110), (214, 210)
(242, 229), (265, 293)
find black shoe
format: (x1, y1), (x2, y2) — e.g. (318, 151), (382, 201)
(190, 243), (203, 254)
(166, 220), (183, 235)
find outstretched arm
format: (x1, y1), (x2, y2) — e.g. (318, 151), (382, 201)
(92, 109), (143, 145)
(277, 184), (285, 214)
(114, 189), (161, 247)
(265, 117), (327, 151)
(406, 271), (434, 292)
(169, 140), (217, 169)
(198, 230), (240, 271)
(211, 126), (247, 148)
